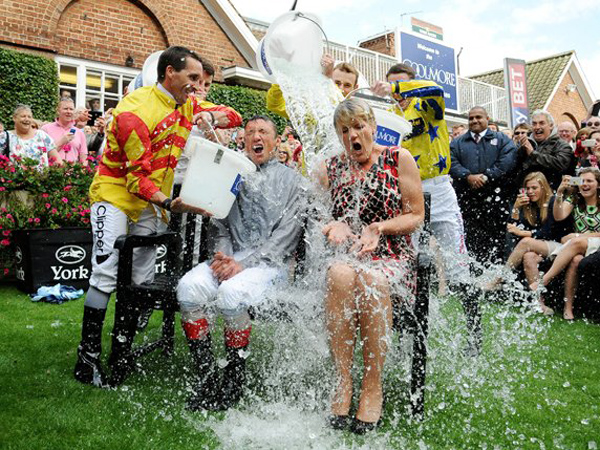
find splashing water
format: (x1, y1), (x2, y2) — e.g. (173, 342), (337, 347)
(113, 53), (567, 449)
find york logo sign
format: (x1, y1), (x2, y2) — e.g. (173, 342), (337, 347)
(52, 245), (89, 281)
(155, 244), (168, 274)
(55, 245), (86, 264)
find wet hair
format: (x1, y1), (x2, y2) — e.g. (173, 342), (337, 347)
(519, 172), (553, 226)
(333, 62), (359, 84)
(13, 104), (32, 118)
(531, 109), (555, 128)
(202, 58), (215, 78)
(157, 46), (203, 82)
(333, 97), (376, 133)
(386, 63), (415, 80)
(245, 115), (278, 136)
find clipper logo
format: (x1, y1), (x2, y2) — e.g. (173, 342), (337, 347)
(376, 126), (401, 146)
(55, 245), (86, 265)
(95, 205), (107, 253)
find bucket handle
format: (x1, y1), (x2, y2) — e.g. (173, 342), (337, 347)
(203, 119), (223, 146)
(294, 12), (331, 54)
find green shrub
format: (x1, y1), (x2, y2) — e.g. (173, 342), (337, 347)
(207, 83), (288, 132)
(0, 48), (59, 128)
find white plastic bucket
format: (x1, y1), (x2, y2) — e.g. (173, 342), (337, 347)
(180, 137), (256, 219)
(260, 11), (324, 81)
(256, 38), (277, 83)
(373, 109), (413, 147)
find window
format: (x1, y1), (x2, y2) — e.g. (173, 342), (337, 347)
(57, 57), (140, 112)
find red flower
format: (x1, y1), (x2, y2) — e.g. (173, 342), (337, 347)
(0, 239), (9, 246)
(42, 193), (49, 198)
(2, 230), (10, 236)
(3, 268), (8, 275)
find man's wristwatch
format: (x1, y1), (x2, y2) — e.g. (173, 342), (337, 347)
(208, 111), (216, 126)
(161, 198), (173, 211)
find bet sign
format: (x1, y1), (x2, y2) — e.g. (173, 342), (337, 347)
(503, 58), (530, 128)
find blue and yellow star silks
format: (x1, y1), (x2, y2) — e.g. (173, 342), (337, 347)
(391, 80), (451, 180)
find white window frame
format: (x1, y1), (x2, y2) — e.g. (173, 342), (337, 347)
(56, 56), (140, 111)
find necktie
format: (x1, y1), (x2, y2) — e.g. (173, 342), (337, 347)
(473, 133), (480, 144)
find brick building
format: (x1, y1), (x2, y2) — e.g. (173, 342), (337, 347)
(0, 0), (259, 110)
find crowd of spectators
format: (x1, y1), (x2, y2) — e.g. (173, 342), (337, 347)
(447, 102), (600, 320)
(2, 47), (600, 432)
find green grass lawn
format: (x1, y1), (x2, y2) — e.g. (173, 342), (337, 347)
(0, 284), (598, 450)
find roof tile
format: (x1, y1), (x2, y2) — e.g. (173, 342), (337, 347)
(469, 51), (573, 111)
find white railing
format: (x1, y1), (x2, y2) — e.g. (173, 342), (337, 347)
(327, 41), (397, 85)
(327, 40), (510, 123)
(458, 77), (509, 124)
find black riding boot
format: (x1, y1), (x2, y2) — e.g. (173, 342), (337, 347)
(219, 345), (248, 410)
(74, 306), (107, 387)
(186, 335), (222, 411)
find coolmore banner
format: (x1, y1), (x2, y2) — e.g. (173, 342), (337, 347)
(503, 58), (530, 128)
(399, 31), (458, 111)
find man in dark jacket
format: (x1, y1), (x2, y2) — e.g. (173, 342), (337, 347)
(450, 106), (517, 264)
(513, 110), (575, 191)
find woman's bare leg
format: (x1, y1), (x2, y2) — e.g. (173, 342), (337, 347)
(532, 238), (588, 289)
(563, 254), (584, 320)
(325, 263), (358, 416)
(487, 239), (549, 290)
(506, 237), (548, 270)
(355, 270), (392, 424)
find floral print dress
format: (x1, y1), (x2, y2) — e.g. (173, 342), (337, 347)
(325, 146), (417, 301)
(0, 130), (55, 167)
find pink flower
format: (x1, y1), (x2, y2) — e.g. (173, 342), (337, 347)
(3, 268), (9, 275)
(34, 218), (40, 223)
(45, 203), (51, 208)
(2, 230), (10, 236)
(61, 197), (68, 203)
(28, 218), (33, 223)
(0, 187), (5, 192)
(42, 193), (49, 198)
(51, 208), (58, 214)
(0, 239), (9, 246)
(6, 214), (12, 219)
(64, 185), (72, 192)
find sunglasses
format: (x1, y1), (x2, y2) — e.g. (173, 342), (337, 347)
(514, 131), (529, 135)
(587, 121), (600, 127)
